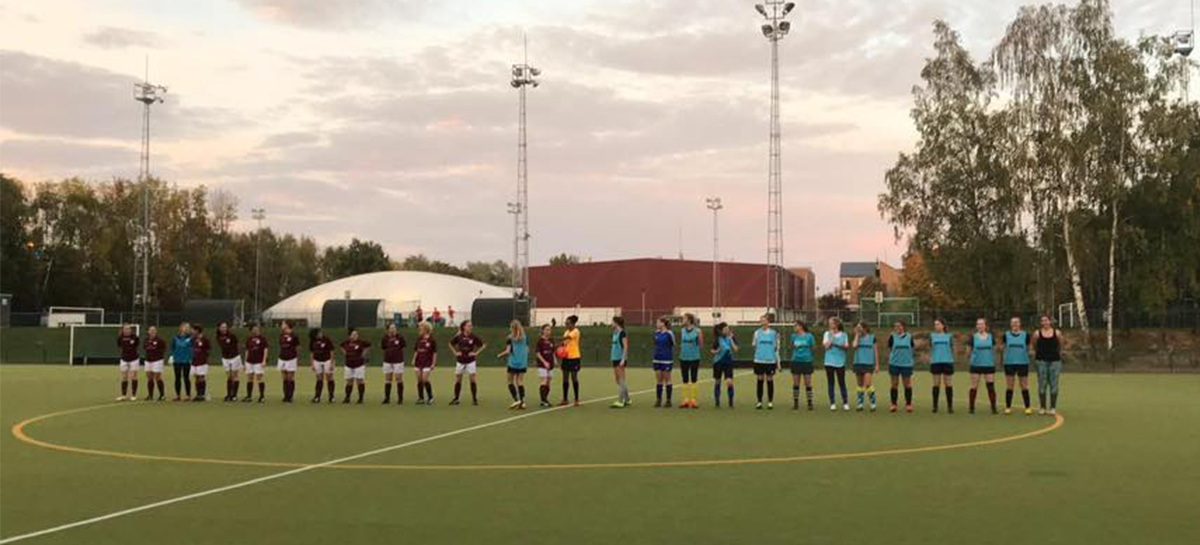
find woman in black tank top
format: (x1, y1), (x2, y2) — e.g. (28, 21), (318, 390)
(1033, 316), (1062, 415)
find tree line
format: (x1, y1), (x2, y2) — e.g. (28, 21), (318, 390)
(0, 174), (515, 313)
(878, 0), (1200, 351)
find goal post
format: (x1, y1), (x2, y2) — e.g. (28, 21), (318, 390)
(48, 306), (106, 327)
(860, 297), (921, 328)
(68, 323), (138, 366)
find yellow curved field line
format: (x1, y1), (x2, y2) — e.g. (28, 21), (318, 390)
(11, 403), (1064, 471)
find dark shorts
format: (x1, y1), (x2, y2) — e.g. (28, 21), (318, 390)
(930, 363), (955, 375)
(790, 362), (814, 375)
(652, 362), (674, 372)
(712, 362), (734, 380)
(1004, 364), (1030, 377)
(611, 359), (624, 368)
(753, 363), (777, 376)
(561, 358), (581, 372)
(970, 366), (996, 375)
(888, 365), (914, 378)
(507, 366), (527, 375)
(679, 360), (700, 381)
(852, 364), (875, 374)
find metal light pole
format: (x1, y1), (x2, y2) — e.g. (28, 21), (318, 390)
(755, 1), (794, 319)
(132, 57), (166, 328)
(251, 208), (265, 320)
(511, 35), (540, 299)
(1173, 0), (1196, 100)
(705, 197), (723, 322)
(506, 202), (521, 294)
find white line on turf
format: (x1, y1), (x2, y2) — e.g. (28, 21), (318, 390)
(0, 372), (748, 544)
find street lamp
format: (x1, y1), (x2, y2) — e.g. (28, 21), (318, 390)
(251, 208), (266, 321)
(705, 197), (723, 322)
(755, 1), (795, 319)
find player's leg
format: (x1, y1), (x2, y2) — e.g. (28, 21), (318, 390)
(1019, 370), (1031, 414)
(452, 364), (464, 405)
(1004, 369), (1016, 413)
(570, 368), (580, 405)
(902, 374), (914, 412)
(889, 373), (900, 411)
(468, 366), (478, 405)
(825, 367), (837, 409)
(968, 372), (980, 413)
(383, 368), (394, 404)
(1048, 360), (1061, 413)
(764, 367), (774, 408)
(985, 372), (998, 413)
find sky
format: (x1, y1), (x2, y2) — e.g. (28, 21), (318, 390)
(0, 0), (1191, 293)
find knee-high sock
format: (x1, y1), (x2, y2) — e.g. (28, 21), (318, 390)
(868, 385), (876, 405)
(1005, 388), (1014, 408)
(121, 380), (128, 396)
(765, 381), (774, 402)
(357, 382), (365, 402)
(315, 378), (324, 399)
(793, 385), (801, 400)
(384, 383), (393, 401)
(509, 383), (518, 401)
(146, 378), (155, 398)
(258, 382), (265, 399)
(946, 386), (954, 409)
(932, 386), (941, 409)
(620, 379), (629, 403)
(470, 381), (477, 401)
(1021, 388), (1030, 408)
(986, 383), (997, 409)
(397, 381), (404, 403)
(890, 387), (899, 405)
(344, 383), (353, 401)
(806, 386), (813, 405)
(756, 380), (764, 402)
(904, 386), (912, 405)
(539, 384), (548, 402)
(561, 378), (570, 401)
(518, 385), (525, 401)
(969, 388), (977, 410)
(571, 376), (579, 401)
(714, 383), (721, 406)
(226, 378), (233, 398)
(454, 381), (462, 400)
(156, 378), (164, 397)
(231, 380), (239, 399)
(327, 379), (336, 400)
(665, 384), (673, 402)
(131, 379), (138, 396)
(656, 384), (663, 402)
(856, 386), (864, 404)
(246, 380), (254, 398)
(726, 385), (735, 405)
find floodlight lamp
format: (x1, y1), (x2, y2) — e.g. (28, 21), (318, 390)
(531, 81), (539, 88)
(755, 4), (767, 17)
(783, 2), (795, 15)
(511, 80), (521, 88)
(512, 66), (523, 77)
(1174, 30), (1195, 57)
(779, 20), (791, 33)
(530, 67), (541, 76)
(761, 24), (774, 37)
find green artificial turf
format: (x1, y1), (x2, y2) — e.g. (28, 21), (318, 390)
(1, 365), (1197, 545)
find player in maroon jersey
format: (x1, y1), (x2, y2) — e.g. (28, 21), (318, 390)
(308, 327), (336, 403)
(449, 320), (486, 405)
(216, 322), (243, 402)
(410, 322), (437, 404)
(277, 321), (300, 403)
(534, 324), (556, 407)
(116, 324), (141, 401)
(243, 323), (269, 403)
(143, 326), (167, 401)
(380, 323), (407, 404)
(191, 325), (211, 401)
(340, 328), (371, 404)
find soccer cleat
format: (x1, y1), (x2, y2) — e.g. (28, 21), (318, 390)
(807, 401), (814, 411)
(767, 402), (773, 410)
(342, 398), (351, 404)
(793, 399), (800, 410)
(1038, 408), (1046, 415)
(382, 399), (390, 405)
(969, 407), (976, 414)
(856, 403), (864, 412)
(449, 398), (461, 406)
(654, 399), (662, 408)
(539, 400), (550, 408)
(1004, 408), (1012, 415)
(172, 396), (181, 402)
(559, 400), (570, 407)
(932, 407), (939, 414)
(1049, 408), (1057, 416)
(473, 399), (479, 406)
(905, 405), (914, 413)
(870, 404), (877, 412)
(842, 403), (850, 411)
(116, 395), (126, 401)
(518, 401), (526, 410)
(242, 396), (252, 403)
(755, 402), (763, 410)
(1024, 408), (1033, 416)
(573, 401), (580, 407)
(830, 404), (837, 411)
(947, 406), (954, 414)
(889, 404), (898, 413)
(509, 401), (521, 409)
(610, 400), (625, 408)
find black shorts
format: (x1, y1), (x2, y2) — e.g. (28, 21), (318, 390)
(1004, 364), (1030, 377)
(852, 364), (875, 374)
(679, 360), (700, 382)
(790, 362), (814, 375)
(970, 366), (996, 375)
(712, 362), (734, 380)
(507, 366), (527, 375)
(929, 363), (955, 375)
(611, 359), (624, 368)
(561, 358), (581, 372)
(753, 363), (777, 376)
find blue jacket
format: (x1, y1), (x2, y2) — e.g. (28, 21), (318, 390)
(170, 334), (193, 364)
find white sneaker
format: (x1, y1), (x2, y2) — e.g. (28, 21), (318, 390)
(1038, 408), (1046, 415)
(829, 404), (837, 411)
(1049, 408), (1057, 416)
(842, 403), (850, 411)
(116, 395), (126, 401)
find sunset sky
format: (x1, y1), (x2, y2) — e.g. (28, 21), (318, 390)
(0, 0), (1188, 292)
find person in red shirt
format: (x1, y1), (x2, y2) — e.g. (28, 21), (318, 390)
(216, 322), (243, 402)
(340, 328), (371, 404)
(116, 324), (141, 401)
(143, 325), (166, 401)
(243, 323), (269, 403)
(534, 324), (556, 407)
(380, 323), (407, 404)
(431, 308), (442, 327)
(277, 321), (300, 403)
(410, 322), (437, 404)
(191, 325), (212, 402)
(449, 320), (486, 405)
(308, 327), (336, 403)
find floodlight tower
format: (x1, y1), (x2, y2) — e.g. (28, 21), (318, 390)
(755, 1), (795, 319)
(132, 57), (166, 328)
(511, 35), (540, 299)
(1174, 0), (1196, 100)
(251, 208), (266, 320)
(705, 197), (724, 321)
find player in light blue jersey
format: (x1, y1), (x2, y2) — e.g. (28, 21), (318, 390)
(609, 316), (631, 408)
(677, 313), (704, 409)
(1002, 317), (1033, 415)
(822, 317), (850, 411)
(752, 315), (779, 410)
(710, 322), (738, 407)
(495, 320), (529, 409)
(928, 318), (956, 413)
(652, 317), (676, 407)
(789, 320), (816, 410)
(852, 321), (879, 412)
(968, 318), (998, 414)
(886, 320), (915, 413)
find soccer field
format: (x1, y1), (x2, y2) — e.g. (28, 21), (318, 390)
(1, 365), (1197, 545)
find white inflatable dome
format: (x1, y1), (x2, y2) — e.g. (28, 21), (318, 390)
(262, 270), (511, 326)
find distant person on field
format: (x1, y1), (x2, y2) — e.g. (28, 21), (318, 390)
(340, 328), (371, 404)
(277, 321), (300, 403)
(411, 322), (438, 404)
(381, 323), (407, 405)
(887, 320), (915, 413)
(216, 322), (242, 402)
(309, 327), (336, 403)
(415, 306), (424, 325)
(711, 322), (738, 407)
(243, 323), (269, 403)
(190, 324), (211, 402)
(823, 317), (850, 410)
(652, 317), (676, 407)
(1034, 315), (1063, 415)
(928, 318), (956, 413)
(608, 316), (630, 408)
(968, 318), (998, 414)
(559, 315), (582, 406)
(534, 324), (556, 407)
(678, 313), (704, 409)
(495, 320), (529, 409)
(789, 320), (816, 410)
(1002, 317), (1033, 415)
(449, 320), (485, 405)
(431, 308), (442, 327)
(851, 321), (879, 411)
(752, 315), (780, 410)
(169, 322), (194, 401)
(448, 306), (455, 326)
(143, 326), (166, 401)
(116, 323), (140, 401)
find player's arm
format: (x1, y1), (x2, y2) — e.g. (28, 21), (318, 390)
(874, 344), (880, 374)
(496, 339), (511, 360)
(620, 333), (629, 365)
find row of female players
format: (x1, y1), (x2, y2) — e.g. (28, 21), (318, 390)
(112, 313), (1065, 414)
(624, 313), (1064, 415)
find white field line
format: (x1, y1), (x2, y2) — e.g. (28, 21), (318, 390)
(0, 372), (749, 544)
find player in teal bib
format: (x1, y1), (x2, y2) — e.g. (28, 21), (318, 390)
(609, 317), (630, 408)
(710, 322), (738, 407)
(968, 318), (998, 414)
(928, 318), (956, 413)
(677, 314), (704, 408)
(751, 316), (779, 409)
(1002, 318), (1033, 415)
(887, 321), (915, 413)
(822, 317), (851, 410)
(789, 321), (816, 410)
(495, 320), (529, 409)
(851, 322), (879, 411)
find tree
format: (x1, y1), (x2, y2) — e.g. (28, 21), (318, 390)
(0, 174), (36, 310)
(818, 292), (848, 311)
(465, 260), (513, 287)
(321, 238), (392, 280)
(856, 277), (886, 304)
(548, 253), (581, 266)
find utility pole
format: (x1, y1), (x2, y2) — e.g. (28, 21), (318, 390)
(132, 56), (166, 329)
